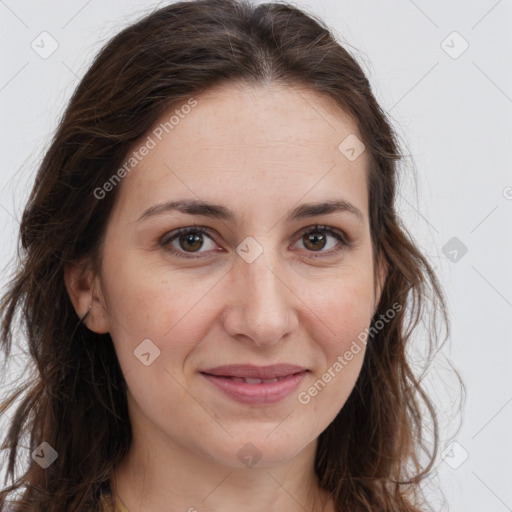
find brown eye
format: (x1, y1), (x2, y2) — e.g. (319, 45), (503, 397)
(294, 225), (349, 257)
(178, 232), (204, 252)
(161, 227), (219, 259)
(302, 231), (327, 251)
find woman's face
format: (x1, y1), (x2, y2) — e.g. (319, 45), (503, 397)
(78, 83), (384, 468)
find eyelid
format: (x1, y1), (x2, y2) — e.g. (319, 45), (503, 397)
(293, 224), (351, 246)
(291, 224), (352, 258)
(159, 226), (218, 260)
(159, 224), (351, 259)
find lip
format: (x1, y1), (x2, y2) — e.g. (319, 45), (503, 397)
(200, 364), (307, 379)
(199, 364), (308, 405)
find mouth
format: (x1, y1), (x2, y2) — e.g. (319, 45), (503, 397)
(199, 364), (309, 405)
(200, 363), (308, 379)
(203, 375), (292, 384)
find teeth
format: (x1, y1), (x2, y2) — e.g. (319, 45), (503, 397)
(244, 378), (263, 384)
(230, 377), (280, 384)
(213, 374), (294, 383)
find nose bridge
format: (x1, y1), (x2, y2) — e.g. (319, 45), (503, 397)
(224, 242), (294, 346)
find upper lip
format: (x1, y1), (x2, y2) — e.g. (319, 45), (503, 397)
(200, 364), (307, 379)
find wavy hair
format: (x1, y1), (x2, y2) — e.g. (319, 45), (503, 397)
(0, 1), (449, 510)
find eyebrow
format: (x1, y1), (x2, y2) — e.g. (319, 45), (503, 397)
(136, 198), (364, 224)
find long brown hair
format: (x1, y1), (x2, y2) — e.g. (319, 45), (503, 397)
(1, 1), (450, 510)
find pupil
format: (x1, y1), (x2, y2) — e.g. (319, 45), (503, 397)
(305, 232), (325, 251)
(181, 232), (203, 252)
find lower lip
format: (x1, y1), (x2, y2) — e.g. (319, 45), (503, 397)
(200, 371), (308, 405)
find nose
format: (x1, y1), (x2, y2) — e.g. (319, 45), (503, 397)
(221, 248), (298, 347)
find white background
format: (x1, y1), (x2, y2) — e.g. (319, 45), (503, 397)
(1, 1), (511, 510)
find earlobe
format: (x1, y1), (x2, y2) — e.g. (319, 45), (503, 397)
(64, 259), (110, 333)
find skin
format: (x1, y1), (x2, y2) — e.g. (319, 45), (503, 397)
(65, 82), (386, 512)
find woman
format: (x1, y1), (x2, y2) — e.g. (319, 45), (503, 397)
(0, 1), (448, 510)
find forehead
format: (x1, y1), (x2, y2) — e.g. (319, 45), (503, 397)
(113, 83), (369, 223)
(162, 82), (362, 152)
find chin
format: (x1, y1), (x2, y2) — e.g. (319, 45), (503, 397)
(202, 431), (316, 469)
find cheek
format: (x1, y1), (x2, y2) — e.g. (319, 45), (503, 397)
(100, 256), (223, 377)
(101, 268), (215, 424)
(295, 274), (373, 418)
(300, 265), (375, 348)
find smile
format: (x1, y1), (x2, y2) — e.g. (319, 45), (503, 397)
(200, 370), (308, 405)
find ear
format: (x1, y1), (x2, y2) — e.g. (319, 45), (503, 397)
(372, 254), (388, 316)
(64, 257), (110, 333)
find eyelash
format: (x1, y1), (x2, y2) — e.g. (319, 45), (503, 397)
(159, 224), (351, 260)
